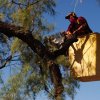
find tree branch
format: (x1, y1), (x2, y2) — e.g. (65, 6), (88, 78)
(0, 21), (76, 60)
(0, 21), (76, 99)
(49, 62), (64, 99)
(0, 21), (47, 58)
(0, 55), (12, 69)
(11, 0), (41, 7)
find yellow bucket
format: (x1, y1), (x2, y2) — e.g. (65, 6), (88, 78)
(69, 33), (100, 82)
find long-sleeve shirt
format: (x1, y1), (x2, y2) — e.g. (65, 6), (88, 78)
(66, 16), (92, 36)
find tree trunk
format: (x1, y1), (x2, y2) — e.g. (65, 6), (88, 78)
(49, 62), (64, 100)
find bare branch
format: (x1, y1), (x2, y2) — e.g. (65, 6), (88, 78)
(0, 55), (12, 69)
(11, 0), (41, 7)
(0, 21), (76, 60)
(11, 0), (27, 6)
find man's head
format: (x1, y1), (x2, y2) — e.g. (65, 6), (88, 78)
(65, 12), (77, 19)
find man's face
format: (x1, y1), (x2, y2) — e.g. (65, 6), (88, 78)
(68, 15), (76, 22)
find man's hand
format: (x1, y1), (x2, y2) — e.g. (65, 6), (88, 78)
(66, 31), (72, 35)
(60, 31), (77, 40)
(65, 31), (73, 39)
(60, 31), (73, 39)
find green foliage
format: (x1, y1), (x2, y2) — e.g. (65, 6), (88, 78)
(0, 72), (3, 84)
(0, 63), (32, 100)
(55, 55), (70, 66)
(0, 0), (80, 100)
(11, 38), (23, 54)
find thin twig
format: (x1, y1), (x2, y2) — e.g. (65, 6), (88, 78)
(0, 55), (12, 69)
(11, 0), (41, 7)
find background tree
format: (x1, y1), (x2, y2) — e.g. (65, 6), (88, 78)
(0, 0), (79, 100)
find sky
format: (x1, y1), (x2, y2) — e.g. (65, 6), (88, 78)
(54, 0), (100, 100)
(41, 0), (100, 100)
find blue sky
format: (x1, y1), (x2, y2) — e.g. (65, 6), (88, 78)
(56, 0), (100, 100)
(44, 0), (100, 100)
(54, 0), (100, 33)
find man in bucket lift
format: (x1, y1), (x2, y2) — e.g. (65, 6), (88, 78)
(63, 12), (93, 39)
(49, 12), (92, 52)
(58, 12), (93, 57)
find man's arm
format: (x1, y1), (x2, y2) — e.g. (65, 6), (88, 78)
(73, 16), (92, 35)
(73, 23), (87, 34)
